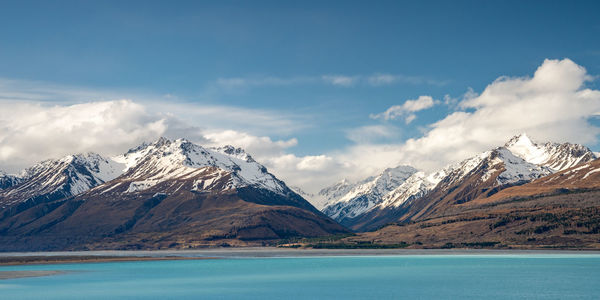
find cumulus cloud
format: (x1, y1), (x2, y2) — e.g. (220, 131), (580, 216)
(201, 129), (343, 192)
(203, 130), (298, 157)
(1, 58), (599, 198)
(0, 100), (167, 172)
(370, 95), (438, 123)
(349, 58), (600, 174)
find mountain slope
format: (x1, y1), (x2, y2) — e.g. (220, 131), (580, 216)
(340, 134), (596, 232)
(505, 133), (596, 171)
(0, 172), (21, 191)
(474, 157), (600, 205)
(321, 166), (417, 227)
(347, 158), (600, 249)
(0, 138), (347, 250)
(0, 153), (123, 213)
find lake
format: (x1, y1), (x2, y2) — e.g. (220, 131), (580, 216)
(1, 254), (599, 299)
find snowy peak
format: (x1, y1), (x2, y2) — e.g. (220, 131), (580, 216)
(113, 137), (287, 195)
(213, 145), (256, 163)
(374, 166), (419, 195)
(0, 171), (22, 190)
(486, 148), (551, 185)
(504, 133), (533, 148)
(0, 152), (123, 206)
(504, 133), (596, 171)
(21, 152), (123, 189)
(318, 179), (354, 199)
(322, 165), (418, 221)
(376, 145), (551, 212)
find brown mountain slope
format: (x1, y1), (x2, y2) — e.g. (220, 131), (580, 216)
(346, 148), (549, 232)
(344, 159), (600, 249)
(0, 166), (347, 251)
(469, 158), (600, 206)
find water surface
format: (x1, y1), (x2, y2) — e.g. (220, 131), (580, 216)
(1, 255), (599, 299)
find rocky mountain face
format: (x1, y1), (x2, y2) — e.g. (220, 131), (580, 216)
(347, 157), (600, 249)
(319, 134), (597, 232)
(0, 138), (347, 251)
(321, 166), (417, 227)
(0, 172), (21, 191)
(505, 133), (596, 171)
(0, 153), (123, 212)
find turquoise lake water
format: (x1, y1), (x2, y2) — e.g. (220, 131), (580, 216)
(1, 255), (599, 299)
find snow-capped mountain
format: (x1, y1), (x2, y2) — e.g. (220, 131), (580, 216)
(378, 134), (595, 211)
(111, 137), (289, 195)
(0, 152), (123, 207)
(0, 172), (22, 190)
(0, 137), (297, 209)
(320, 134), (597, 231)
(375, 141), (568, 213)
(0, 137), (346, 250)
(505, 133), (596, 171)
(321, 165), (417, 224)
(314, 179), (355, 210)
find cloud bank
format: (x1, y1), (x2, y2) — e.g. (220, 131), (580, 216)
(0, 58), (598, 195)
(352, 58), (600, 175)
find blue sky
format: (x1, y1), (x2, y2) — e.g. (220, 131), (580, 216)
(1, 1), (600, 191)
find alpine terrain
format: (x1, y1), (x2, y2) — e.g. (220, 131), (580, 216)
(329, 135), (600, 249)
(0, 138), (347, 251)
(319, 134), (598, 232)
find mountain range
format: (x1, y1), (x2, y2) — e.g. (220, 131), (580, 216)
(0, 138), (346, 251)
(1, 134), (599, 250)
(317, 134), (597, 232)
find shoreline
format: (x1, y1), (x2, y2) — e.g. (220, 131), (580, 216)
(0, 255), (218, 266)
(2, 247), (600, 263)
(0, 270), (67, 280)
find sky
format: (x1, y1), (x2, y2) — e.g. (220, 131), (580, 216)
(1, 0), (600, 193)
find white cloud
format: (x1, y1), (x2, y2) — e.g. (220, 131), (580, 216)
(370, 95), (438, 123)
(0, 100), (167, 172)
(367, 74), (397, 86)
(203, 130), (297, 157)
(366, 74), (448, 86)
(1, 58), (598, 198)
(321, 75), (358, 87)
(347, 58), (600, 175)
(150, 101), (308, 136)
(215, 76), (316, 89)
(214, 73), (445, 89)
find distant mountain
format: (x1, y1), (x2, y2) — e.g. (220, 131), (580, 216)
(321, 166), (417, 227)
(480, 156), (600, 204)
(0, 138), (346, 251)
(315, 179), (355, 210)
(505, 133), (596, 171)
(349, 157), (600, 249)
(0, 171), (21, 191)
(323, 134), (597, 232)
(0, 153), (122, 210)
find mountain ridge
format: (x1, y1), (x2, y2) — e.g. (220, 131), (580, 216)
(0, 137), (347, 250)
(318, 134), (596, 232)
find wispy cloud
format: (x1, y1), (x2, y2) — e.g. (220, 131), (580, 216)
(2, 59), (597, 196)
(370, 95), (439, 123)
(367, 73), (449, 87)
(214, 73), (446, 89)
(321, 75), (359, 87)
(215, 76), (317, 89)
